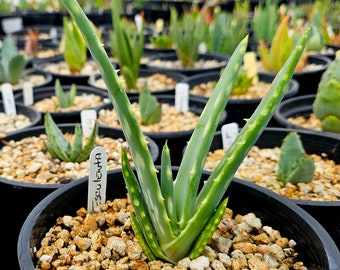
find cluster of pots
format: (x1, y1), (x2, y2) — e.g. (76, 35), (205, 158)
(1, 2), (340, 269)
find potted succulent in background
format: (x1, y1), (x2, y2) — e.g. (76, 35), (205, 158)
(256, 10), (331, 96)
(0, 36), (52, 95)
(202, 127), (340, 250)
(274, 53), (340, 138)
(33, 16), (102, 85)
(146, 6), (228, 76)
(17, 1), (340, 268)
(0, 113), (159, 269)
(14, 79), (110, 123)
(96, 2), (186, 96)
(206, 3), (250, 58)
(182, 65), (299, 126)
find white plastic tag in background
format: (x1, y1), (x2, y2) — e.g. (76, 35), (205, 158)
(50, 27), (58, 41)
(175, 82), (189, 113)
(1, 17), (23, 34)
(1, 83), (17, 115)
(87, 146), (107, 213)
(198, 42), (207, 54)
(23, 82), (33, 106)
(134, 14), (143, 33)
(221, 123), (239, 149)
(81, 109), (97, 136)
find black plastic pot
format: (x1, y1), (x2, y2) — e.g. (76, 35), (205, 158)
(98, 94), (227, 165)
(18, 167), (340, 269)
(88, 68), (187, 97)
(145, 52), (229, 76)
(0, 101), (41, 138)
(205, 127), (340, 250)
(11, 24), (63, 45)
(182, 71), (299, 127)
(5, 68), (54, 97)
(273, 94), (340, 138)
(259, 55), (331, 97)
(14, 84), (110, 124)
(0, 124), (159, 269)
(33, 58), (101, 85)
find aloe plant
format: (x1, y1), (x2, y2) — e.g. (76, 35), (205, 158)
(258, 14), (307, 72)
(62, 0), (310, 264)
(61, 16), (87, 74)
(278, 132), (315, 185)
(0, 36), (28, 85)
(313, 54), (340, 133)
(170, 6), (209, 67)
(208, 4), (249, 56)
(44, 112), (98, 163)
(109, 0), (144, 90)
(252, 0), (279, 43)
(139, 86), (162, 125)
(54, 79), (77, 108)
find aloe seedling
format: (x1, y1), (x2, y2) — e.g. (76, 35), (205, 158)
(109, 0), (144, 90)
(170, 6), (209, 67)
(0, 36), (28, 85)
(258, 14), (307, 72)
(252, 0), (279, 43)
(139, 86), (162, 125)
(54, 79), (77, 108)
(278, 132), (315, 185)
(313, 54), (340, 133)
(44, 112), (98, 162)
(62, 0), (310, 264)
(208, 6), (249, 56)
(61, 16), (87, 74)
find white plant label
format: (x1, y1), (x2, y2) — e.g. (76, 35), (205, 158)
(1, 83), (16, 115)
(1, 17), (22, 34)
(221, 123), (239, 150)
(81, 109), (97, 136)
(50, 27), (58, 41)
(87, 146), (107, 213)
(175, 82), (189, 113)
(134, 14), (143, 33)
(23, 82), (33, 106)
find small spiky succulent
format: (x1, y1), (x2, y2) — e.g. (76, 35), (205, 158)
(54, 79), (77, 108)
(278, 132), (315, 185)
(62, 0), (310, 264)
(44, 112), (98, 163)
(0, 36), (28, 85)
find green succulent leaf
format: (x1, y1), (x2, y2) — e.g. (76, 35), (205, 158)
(62, 16), (87, 73)
(0, 36), (28, 84)
(111, 1), (144, 90)
(278, 132), (315, 185)
(54, 79), (77, 108)
(313, 55), (340, 133)
(139, 86), (162, 125)
(44, 112), (98, 163)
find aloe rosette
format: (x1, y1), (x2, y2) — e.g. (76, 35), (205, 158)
(313, 54), (340, 133)
(62, 0), (310, 264)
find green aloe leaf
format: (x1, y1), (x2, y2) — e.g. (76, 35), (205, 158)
(278, 132), (315, 184)
(139, 86), (162, 125)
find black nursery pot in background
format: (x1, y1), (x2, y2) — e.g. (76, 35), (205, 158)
(14, 84), (111, 124)
(0, 124), (159, 270)
(181, 71), (300, 127)
(17, 167), (340, 269)
(205, 127), (340, 250)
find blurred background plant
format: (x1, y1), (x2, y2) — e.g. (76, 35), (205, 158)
(109, 0), (144, 90)
(170, 6), (209, 67)
(207, 1), (250, 57)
